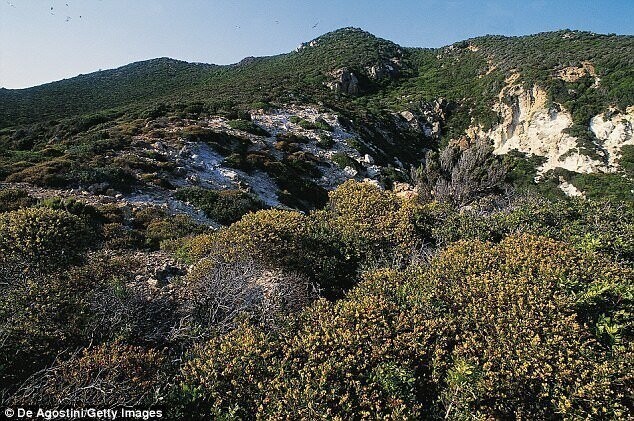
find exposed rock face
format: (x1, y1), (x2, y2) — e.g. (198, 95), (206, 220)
(467, 76), (633, 198)
(484, 83), (605, 175)
(558, 178), (585, 198)
(296, 40), (319, 52)
(590, 107), (634, 169)
(396, 98), (446, 140)
(326, 68), (359, 95)
(556, 61), (599, 85)
(366, 60), (400, 81)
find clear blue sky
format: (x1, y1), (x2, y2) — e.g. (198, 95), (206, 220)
(1, 0), (633, 89)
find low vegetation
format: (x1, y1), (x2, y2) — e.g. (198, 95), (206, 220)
(1, 179), (631, 418)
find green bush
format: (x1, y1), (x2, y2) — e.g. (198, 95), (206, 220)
(5, 158), (72, 187)
(415, 195), (634, 265)
(38, 197), (104, 227)
(0, 207), (91, 268)
(317, 133), (335, 149)
(0, 264), (96, 390)
(175, 187), (263, 225)
(176, 235), (633, 419)
(0, 189), (35, 212)
(145, 214), (206, 248)
(228, 119), (270, 137)
(620, 145), (634, 178)
(179, 209), (355, 297)
(101, 222), (145, 250)
(331, 152), (358, 169)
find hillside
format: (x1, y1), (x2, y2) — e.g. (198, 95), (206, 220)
(1, 28), (633, 419)
(1, 28), (633, 202)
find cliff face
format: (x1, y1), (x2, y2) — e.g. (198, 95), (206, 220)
(475, 77), (633, 180)
(590, 107), (634, 169)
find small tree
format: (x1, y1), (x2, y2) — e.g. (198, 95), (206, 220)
(413, 140), (507, 207)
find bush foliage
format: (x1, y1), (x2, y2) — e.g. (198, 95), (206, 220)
(0, 179), (632, 418)
(178, 234), (633, 419)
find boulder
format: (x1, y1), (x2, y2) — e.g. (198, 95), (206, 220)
(367, 62), (399, 80)
(325, 68), (359, 95)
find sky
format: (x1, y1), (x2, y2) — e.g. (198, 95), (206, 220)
(1, 0), (633, 89)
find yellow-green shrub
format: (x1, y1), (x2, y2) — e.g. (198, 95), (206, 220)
(0, 266), (96, 389)
(324, 180), (420, 261)
(182, 209), (355, 297)
(0, 207), (90, 267)
(176, 235), (632, 419)
(145, 215), (206, 249)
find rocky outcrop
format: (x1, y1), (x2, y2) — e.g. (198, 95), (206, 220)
(296, 40), (319, 52)
(325, 68), (359, 95)
(366, 58), (401, 81)
(556, 61), (600, 86)
(590, 107), (634, 169)
(558, 178), (585, 198)
(395, 98), (447, 140)
(482, 82), (605, 175)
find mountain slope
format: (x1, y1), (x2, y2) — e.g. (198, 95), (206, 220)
(0, 28), (404, 128)
(1, 28), (633, 203)
(0, 58), (218, 128)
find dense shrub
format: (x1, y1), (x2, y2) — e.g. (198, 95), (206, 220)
(177, 209), (354, 297)
(0, 265), (96, 390)
(331, 152), (358, 169)
(84, 254), (178, 345)
(5, 158), (72, 187)
(101, 222), (145, 250)
(317, 133), (335, 149)
(0, 207), (90, 268)
(176, 235), (633, 419)
(227, 119), (270, 137)
(324, 180), (421, 262)
(9, 344), (169, 407)
(0, 188), (35, 212)
(414, 140), (508, 206)
(175, 187), (263, 225)
(38, 197), (104, 228)
(145, 214), (206, 248)
(416, 194), (634, 264)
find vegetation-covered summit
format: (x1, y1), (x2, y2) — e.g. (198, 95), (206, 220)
(2, 28), (632, 132)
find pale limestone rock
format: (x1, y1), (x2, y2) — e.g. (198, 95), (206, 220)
(484, 83), (605, 175)
(558, 178), (585, 198)
(325, 68), (359, 95)
(343, 166), (358, 177)
(590, 107), (634, 169)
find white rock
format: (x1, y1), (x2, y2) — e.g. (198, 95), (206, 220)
(558, 178), (585, 198)
(590, 107), (634, 170)
(484, 84), (604, 175)
(343, 166), (358, 177)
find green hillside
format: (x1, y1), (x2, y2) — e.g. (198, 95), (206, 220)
(1, 28), (634, 418)
(2, 28), (632, 136)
